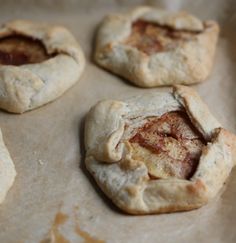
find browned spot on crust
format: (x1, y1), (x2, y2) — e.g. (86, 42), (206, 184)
(0, 35), (54, 65)
(124, 20), (199, 55)
(186, 179), (206, 195)
(129, 111), (206, 179)
(125, 186), (139, 197)
(121, 202), (204, 215)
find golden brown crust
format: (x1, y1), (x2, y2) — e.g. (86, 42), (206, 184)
(0, 19), (85, 113)
(94, 6), (219, 87)
(173, 85), (221, 140)
(85, 86), (236, 214)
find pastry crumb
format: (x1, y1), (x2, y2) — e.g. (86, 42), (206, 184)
(38, 159), (44, 165)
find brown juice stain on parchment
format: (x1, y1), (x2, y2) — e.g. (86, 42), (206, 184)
(74, 220), (105, 243)
(41, 206), (105, 243)
(73, 206), (105, 243)
(40, 211), (69, 243)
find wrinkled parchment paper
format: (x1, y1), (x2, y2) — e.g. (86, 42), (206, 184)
(0, 0), (236, 242)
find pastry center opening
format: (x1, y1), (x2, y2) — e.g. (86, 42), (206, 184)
(128, 111), (206, 179)
(0, 35), (54, 65)
(124, 20), (199, 55)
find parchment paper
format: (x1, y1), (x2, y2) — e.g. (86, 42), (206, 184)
(0, 1), (236, 242)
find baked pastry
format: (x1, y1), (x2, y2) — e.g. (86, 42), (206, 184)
(85, 85), (236, 214)
(94, 6), (219, 87)
(0, 20), (85, 113)
(0, 129), (16, 204)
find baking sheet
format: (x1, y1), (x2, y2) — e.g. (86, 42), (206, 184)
(0, 0), (236, 242)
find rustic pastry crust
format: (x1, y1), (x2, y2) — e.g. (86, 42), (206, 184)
(0, 129), (16, 204)
(94, 6), (219, 87)
(85, 85), (236, 214)
(0, 20), (85, 113)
